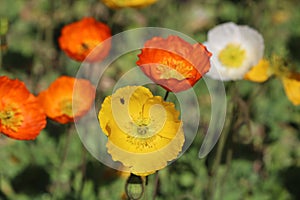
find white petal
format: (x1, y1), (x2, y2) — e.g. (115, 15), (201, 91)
(207, 22), (242, 51)
(204, 22), (264, 81)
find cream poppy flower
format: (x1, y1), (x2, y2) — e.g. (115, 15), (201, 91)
(204, 22), (264, 81)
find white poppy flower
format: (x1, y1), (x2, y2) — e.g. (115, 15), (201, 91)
(204, 22), (264, 81)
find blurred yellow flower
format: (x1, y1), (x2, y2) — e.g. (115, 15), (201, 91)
(98, 86), (184, 175)
(244, 59), (271, 82)
(282, 73), (300, 105)
(244, 57), (300, 106)
(101, 0), (157, 9)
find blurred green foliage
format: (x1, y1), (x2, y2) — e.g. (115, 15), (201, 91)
(1, 0), (300, 199)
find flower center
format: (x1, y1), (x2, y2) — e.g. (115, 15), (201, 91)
(0, 104), (23, 132)
(157, 57), (193, 80)
(59, 99), (73, 116)
(130, 117), (155, 139)
(80, 40), (100, 53)
(218, 44), (246, 68)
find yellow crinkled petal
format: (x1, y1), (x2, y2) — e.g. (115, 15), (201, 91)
(106, 125), (184, 176)
(98, 96), (112, 136)
(128, 87), (154, 123)
(244, 59), (271, 82)
(282, 73), (300, 106)
(106, 110), (182, 153)
(99, 86), (152, 135)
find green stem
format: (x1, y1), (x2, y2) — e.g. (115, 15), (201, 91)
(163, 91), (170, 101)
(206, 83), (238, 200)
(206, 120), (231, 200)
(218, 124), (234, 199)
(151, 90), (169, 199)
(52, 125), (73, 199)
(76, 145), (87, 199)
(152, 171), (159, 200)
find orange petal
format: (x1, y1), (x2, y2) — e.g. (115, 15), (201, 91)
(37, 76), (95, 124)
(58, 17), (111, 62)
(0, 76), (46, 140)
(136, 35), (211, 92)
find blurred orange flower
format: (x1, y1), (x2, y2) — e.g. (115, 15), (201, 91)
(37, 76), (96, 124)
(136, 35), (211, 92)
(0, 76), (46, 140)
(58, 17), (111, 62)
(101, 0), (157, 9)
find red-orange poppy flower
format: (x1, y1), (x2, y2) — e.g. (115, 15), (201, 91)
(0, 76), (46, 140)
(37, 76), (96, 124)
(58, 17), (111, 62)
(136, 35), (212, 92)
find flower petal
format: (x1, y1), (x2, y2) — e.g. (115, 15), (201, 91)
(244, 59), (271, 82)
(137, 35), (211, 92)
(205, 22), (264, 81)
(58, 17), (111, 62)
(282, 73), (300, 105)
(98, 86), (185, 175)
(38, 76), (95, 124)
(0, 76), (46, 140)
(101, 0), (157, 9)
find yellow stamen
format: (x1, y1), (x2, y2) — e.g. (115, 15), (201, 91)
(157, 57), (193, 80)
(218, 44), (246, 68)
(129, 117), (153, 139)
(0, 104), (23, 132)
(59, 99), (73, 116)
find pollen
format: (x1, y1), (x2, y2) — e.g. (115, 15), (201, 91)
(218, 43), (246, 68)
(157, 57), (193, 80)
(0, 104), (23, 132)
(59, 99), (73, 117)
(130, 117), (155, 138)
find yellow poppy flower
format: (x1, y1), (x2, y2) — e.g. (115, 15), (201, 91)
(98, 86), (184, 176)
(101, 0), (157, 9)
(244, 57), (300, 106)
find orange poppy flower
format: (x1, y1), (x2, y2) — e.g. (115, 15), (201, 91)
(37, 76), (96, 124)
(58, 17), (111, 62)
(0, 76), (46, 140)
(136, 35), (212, 92)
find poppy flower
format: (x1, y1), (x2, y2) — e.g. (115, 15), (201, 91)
(101, 0), (157, 9)
(0, 76), (46, 140)
(136, 35), (211, 92)
(204, 22), (264, 81)
(37, 76), (96, 124)
(98, 86), (184, 176)
(58, 17), (111, 62)
(244, 57), (300, 105)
